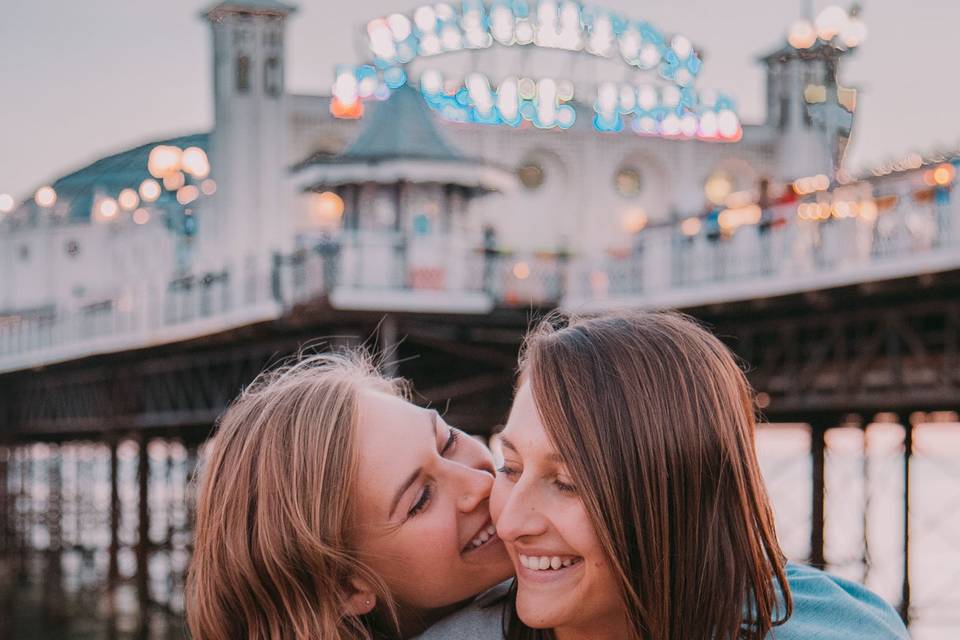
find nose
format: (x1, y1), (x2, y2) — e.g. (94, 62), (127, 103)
(453, 463), (495, 514)
(492, 477), (548, 543)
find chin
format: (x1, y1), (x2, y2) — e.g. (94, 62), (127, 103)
(516, 599), (565, 629)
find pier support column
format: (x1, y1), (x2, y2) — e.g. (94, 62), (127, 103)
(108, 438), (120, 591)
(809, 420), (828, 569)
(0, 447), (10, 640)
(898, 413), (913, 626)
(18, 447), (29, 583)
(136, 436), (151, 635)
(0, 446), (8, 556)
(43, 444), (64, 620)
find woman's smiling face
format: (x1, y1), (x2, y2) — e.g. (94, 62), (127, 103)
(490, 382), (625, 637)
(351, 389), (514, 619)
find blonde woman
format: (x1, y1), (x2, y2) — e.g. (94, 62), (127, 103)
(418, 312), (908, 640)
(186, 353), (512, 639)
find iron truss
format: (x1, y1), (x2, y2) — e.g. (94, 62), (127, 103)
(1, 274), (958, 440)
(702, 283), (960, 423)
(0, 310), (525, 441)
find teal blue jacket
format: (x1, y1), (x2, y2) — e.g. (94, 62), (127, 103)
(771, 563), (908, 639)
(414, 563), (909, 639)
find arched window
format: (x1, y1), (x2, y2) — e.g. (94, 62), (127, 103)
(517, 162), (545, 190)
(236, 55), (251, 94)
(614, 166), (643, 198)
(265, 56), (282, 98)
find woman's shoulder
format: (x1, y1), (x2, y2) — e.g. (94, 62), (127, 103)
(412, 581), (510, 640)
(776, 563), (909, 639)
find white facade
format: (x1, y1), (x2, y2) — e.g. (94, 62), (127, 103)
(1, 1), (853, 322)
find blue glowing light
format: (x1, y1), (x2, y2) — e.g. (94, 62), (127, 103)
(332, 2), (741, 141)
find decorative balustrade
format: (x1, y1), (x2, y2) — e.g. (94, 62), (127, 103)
(1, 194), (958, 372)
(0, 259), (277, 373)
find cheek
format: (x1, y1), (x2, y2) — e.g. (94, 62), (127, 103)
(561, 506), (621, 612)
(557, 500), (605, 563)
(406, 511), (459, 565)
(489, 475), (511, 525)
(374, 517), (458, 591)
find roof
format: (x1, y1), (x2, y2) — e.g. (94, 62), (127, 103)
(333, 85), (465, 164)
(203, 0), (297, 19)
(292, 86), (519, 192)
(758, 40), (848, 63)
(13, 132), (209, 223)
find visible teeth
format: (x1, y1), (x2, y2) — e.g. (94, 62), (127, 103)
(519, 554), (581, 571)
(468, 526), (495, 549)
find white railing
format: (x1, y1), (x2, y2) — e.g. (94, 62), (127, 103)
(565, 196), (959, 309)
(1, 194), (958, 373)
(0, 258), (278, 373)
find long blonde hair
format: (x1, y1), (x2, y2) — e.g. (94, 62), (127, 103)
(187, 351), (404, 640)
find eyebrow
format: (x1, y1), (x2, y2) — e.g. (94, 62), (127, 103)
(499, 435), (564, 464)
(388, 410), (439, 518)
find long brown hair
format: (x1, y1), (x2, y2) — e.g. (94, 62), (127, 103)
(508, 311), (791, 640)
(187, 351), (404, 640)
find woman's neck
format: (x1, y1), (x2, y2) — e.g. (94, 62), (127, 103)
(395, 599), (470, 639)
(553, 616), (630, 640)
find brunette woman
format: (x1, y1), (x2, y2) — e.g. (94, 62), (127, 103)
(418, 311), (908, 640)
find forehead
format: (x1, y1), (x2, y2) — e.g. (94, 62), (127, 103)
(354, 391), (433, 497)
(502, 383), (554, 457)
(355, 390), (432, 462)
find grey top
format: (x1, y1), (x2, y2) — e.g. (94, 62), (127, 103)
(413, 581), (509, 640)
(413, 564), (909, 640)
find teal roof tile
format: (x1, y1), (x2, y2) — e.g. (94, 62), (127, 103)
(16, 132), (209, 223)
(296, 85), (464, 169)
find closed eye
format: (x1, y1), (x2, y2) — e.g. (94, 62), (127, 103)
(407, 426), (460, 520)
(408, 484), (432, 517)
(440, 427), (459, 456)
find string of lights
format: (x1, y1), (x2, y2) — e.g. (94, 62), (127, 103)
(330, 0), (742, 141)
(0, 146), (216, 238)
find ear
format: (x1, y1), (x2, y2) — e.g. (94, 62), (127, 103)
(342, 576), (377, 616)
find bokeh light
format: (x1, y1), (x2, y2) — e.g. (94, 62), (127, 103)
(118, 188), (140, 211)
(132, 208), (151, 225)
(139, 179), (161, 203)
(311, 191), (345, 225)
(35, 186), (57, 208)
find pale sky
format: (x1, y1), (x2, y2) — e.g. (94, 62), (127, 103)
(0, 0), (955, 199)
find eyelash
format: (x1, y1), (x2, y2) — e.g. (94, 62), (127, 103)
(408, 484), (431, 517)
(440, 427), (459, 456)
(496, 465), (577, 494)
(407, 427), (459, 518)
(496, 464), (519, 478)
(555, 479), (577, 494)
